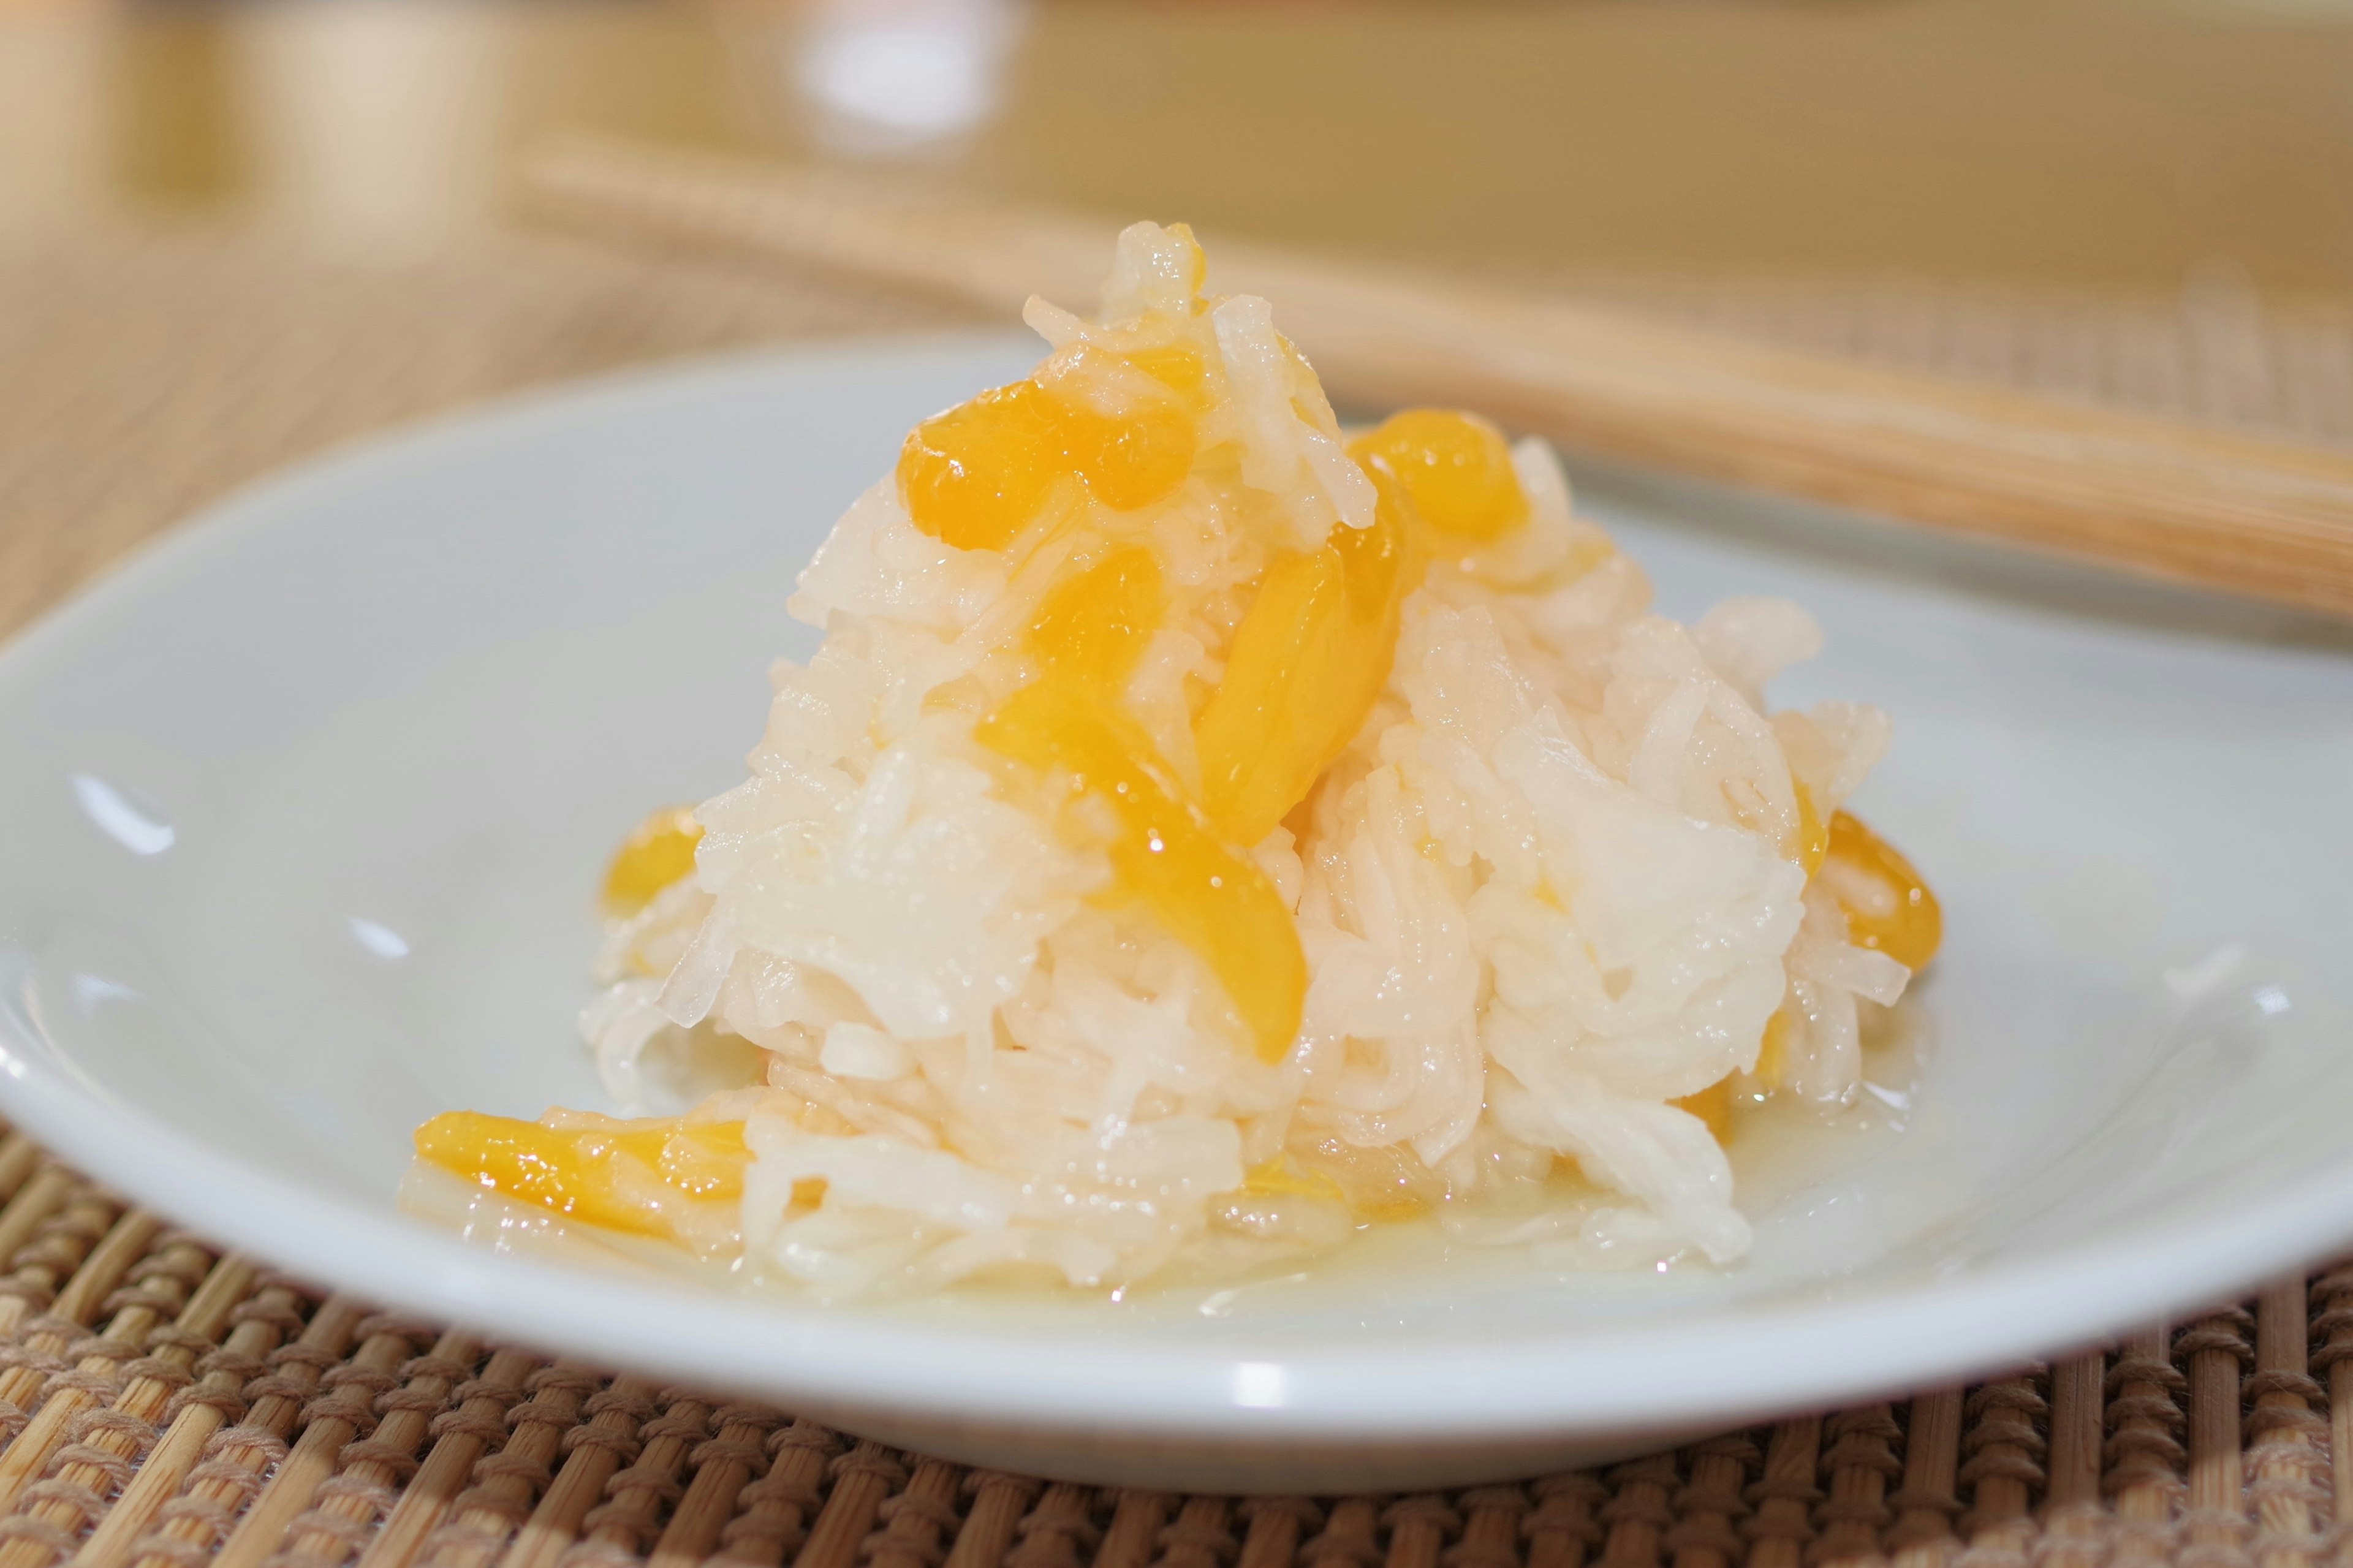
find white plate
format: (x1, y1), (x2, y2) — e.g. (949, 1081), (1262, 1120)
(3, 336), (2351, 1492)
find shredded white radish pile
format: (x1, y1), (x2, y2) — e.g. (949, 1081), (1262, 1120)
(583, 224), (1914, 1299)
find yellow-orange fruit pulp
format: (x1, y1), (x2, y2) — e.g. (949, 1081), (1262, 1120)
(601, 806), (702, 917)
(1351, 409), (1529, 542)
(896, 373), (1195, 552)
(977, 547), (1308, 1064)
(413, 1112), (747, 1240)
(1192, 468), (1422, 847)
(1688, 808), (1940, 1126)
(1820, 809), (1942, 971)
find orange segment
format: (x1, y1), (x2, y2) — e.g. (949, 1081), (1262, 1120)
(1192, 547), (1347, 841)
(1349, 409), (1529, 542)
(413, 1112), (748, 1239)
(1061, 397), (1195, 513)
(1026, 545), (1166, 693)
(897, 376), (1197, 552)
(976, 680), (1305, 1064)
(1191, 466), (1419, 846)
(1821, 811), (1942, 971)
(898, 381), (1067, 551)
(601, 806), (703, 917)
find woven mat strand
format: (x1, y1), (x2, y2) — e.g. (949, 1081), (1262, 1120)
(0, 1137), (2336, 1568)
(9, 224), (2353, 1563)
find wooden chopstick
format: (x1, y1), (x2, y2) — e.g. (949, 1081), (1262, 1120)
(522, 136), (2353, 622)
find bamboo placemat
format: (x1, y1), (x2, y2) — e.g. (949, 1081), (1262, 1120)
(4, 220), (2353, 1566)
(0, 1133), (2338, 1568)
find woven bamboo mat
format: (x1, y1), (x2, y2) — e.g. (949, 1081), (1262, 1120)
(5, 220), (2353, 1565)
(0, 1134), (2340, 1568)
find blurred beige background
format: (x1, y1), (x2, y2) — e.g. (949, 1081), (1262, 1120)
(7, 0), (2353, 641)
(3, 0), (2351, 297)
